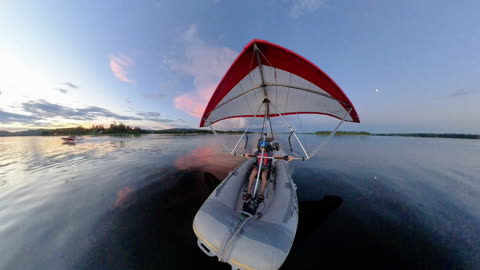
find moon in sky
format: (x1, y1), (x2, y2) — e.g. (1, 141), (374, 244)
(375, 88), (379, 92)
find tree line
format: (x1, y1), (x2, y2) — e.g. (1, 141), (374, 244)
(41, 122), (144, 136)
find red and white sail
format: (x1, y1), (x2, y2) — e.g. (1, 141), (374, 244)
(200, 39), (359, 127)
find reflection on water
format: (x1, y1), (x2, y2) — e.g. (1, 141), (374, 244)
(175, 143), (243, 177)
(0, 135), (479, 269)
(114, 186), (134, 208)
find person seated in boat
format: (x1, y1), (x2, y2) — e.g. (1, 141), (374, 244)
(242, 141), (293, 202)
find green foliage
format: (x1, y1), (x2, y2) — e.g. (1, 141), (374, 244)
(40, 122), (144, 136)
(106, 122), (142, 135)
(153, 128), (244, 134)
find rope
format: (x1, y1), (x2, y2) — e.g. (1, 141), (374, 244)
(218, 213), (255, 262)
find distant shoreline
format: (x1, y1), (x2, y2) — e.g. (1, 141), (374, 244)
(314, 131), (480, 140)
(1, 128), (479, 140)
(0, 127), (242, 137)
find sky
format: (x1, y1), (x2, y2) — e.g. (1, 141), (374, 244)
(0, 0), (479, 133)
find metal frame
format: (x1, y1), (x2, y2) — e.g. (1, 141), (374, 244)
(207, 108), (350, 160)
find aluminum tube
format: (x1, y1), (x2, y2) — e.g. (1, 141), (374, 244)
(270, 102), (310, 159)
(207, 123), (231, 153)
(231, 103), (264, 154)
(308, 108), (352, 158)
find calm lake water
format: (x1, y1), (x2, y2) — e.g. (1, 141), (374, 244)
(0, 134), (479, 269)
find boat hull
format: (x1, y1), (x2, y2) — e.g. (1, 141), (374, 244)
(61, 137), (83, 141)
(193, 159), (298, 270)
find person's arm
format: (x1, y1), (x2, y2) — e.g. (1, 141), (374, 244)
(243, 152), (293, 161)
(272, 155), (294, 161)
(242, 151), (260, 158)
(242, 151), (257, 158)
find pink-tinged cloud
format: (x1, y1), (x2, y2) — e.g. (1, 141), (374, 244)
(170, 25), (238, 118)
(174, 84), (217, 117)
(109, 53), (135, 83)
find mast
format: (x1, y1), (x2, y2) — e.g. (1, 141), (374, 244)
(254, 43), (267, 97)
(254, 43), (272, 141)
(253, 44), (271, 197)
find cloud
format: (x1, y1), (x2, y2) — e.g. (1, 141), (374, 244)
(174, 85), (217, 118)
(136, 111), (176, 122)
(1, 101), (184, 129)
(56, 88), (69, 94)
(54, 82), (78, 94)
(63, 82), (78, 89)
(170, 25), (238, 118)
(21, 100), (141, 121)
(0, 110), (41, 123)
(109, 53), (135, 83)
(181, 24), (199, 43)
(137, 112), (161, 117)
(449, 88), (478, 97)
(290, 0), (327, 18)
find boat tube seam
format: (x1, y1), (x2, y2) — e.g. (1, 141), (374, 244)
(229, 258), (257, 270)
(193, 225), (219, 253)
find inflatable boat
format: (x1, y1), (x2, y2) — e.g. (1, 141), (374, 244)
(193, 158), (298, 270)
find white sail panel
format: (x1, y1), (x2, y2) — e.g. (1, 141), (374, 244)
(205, 65), (352, 125)
(200, 40), (359, 127)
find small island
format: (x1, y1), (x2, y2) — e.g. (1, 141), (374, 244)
(41, 122), (143, 136)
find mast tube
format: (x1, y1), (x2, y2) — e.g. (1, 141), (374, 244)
(231, 102), (264, 154)
(253, 100), (269, 197)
